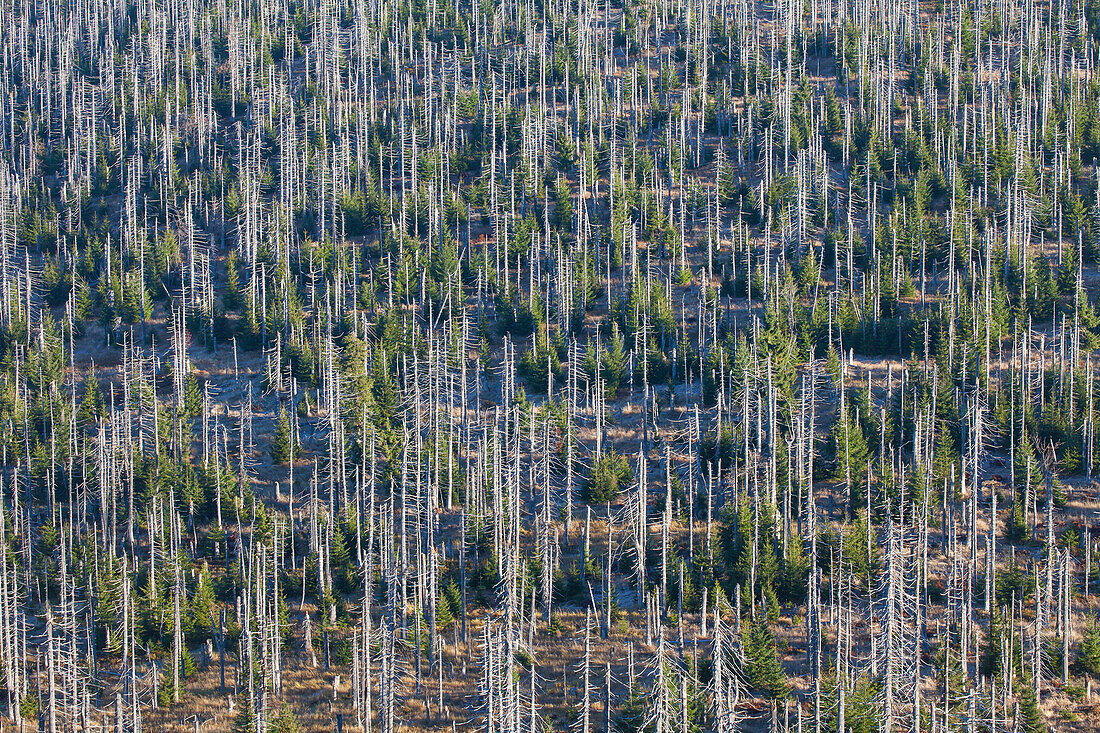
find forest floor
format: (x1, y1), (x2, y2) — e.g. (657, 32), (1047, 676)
(52, 39), (1100, 721)
(57, 241), (1100, 732)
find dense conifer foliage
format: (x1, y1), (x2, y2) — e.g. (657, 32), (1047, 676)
(7, 0), (1100, 728)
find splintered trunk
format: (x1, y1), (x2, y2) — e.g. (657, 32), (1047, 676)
(1063, 549), (1071, 683)
(173, 560), (181, 703)
(636, 447), (647, 605)
(460, 510), (469, 641)
(47, 610), (56, 733)
(580, 612), (591, 733)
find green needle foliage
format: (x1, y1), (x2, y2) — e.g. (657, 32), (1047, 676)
(742, 620), (788, 701)
(585, 450), (634, 504)
(271, 405), (296, 465)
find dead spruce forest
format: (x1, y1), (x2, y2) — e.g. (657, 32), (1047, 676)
(16, 0), (1100, 730)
